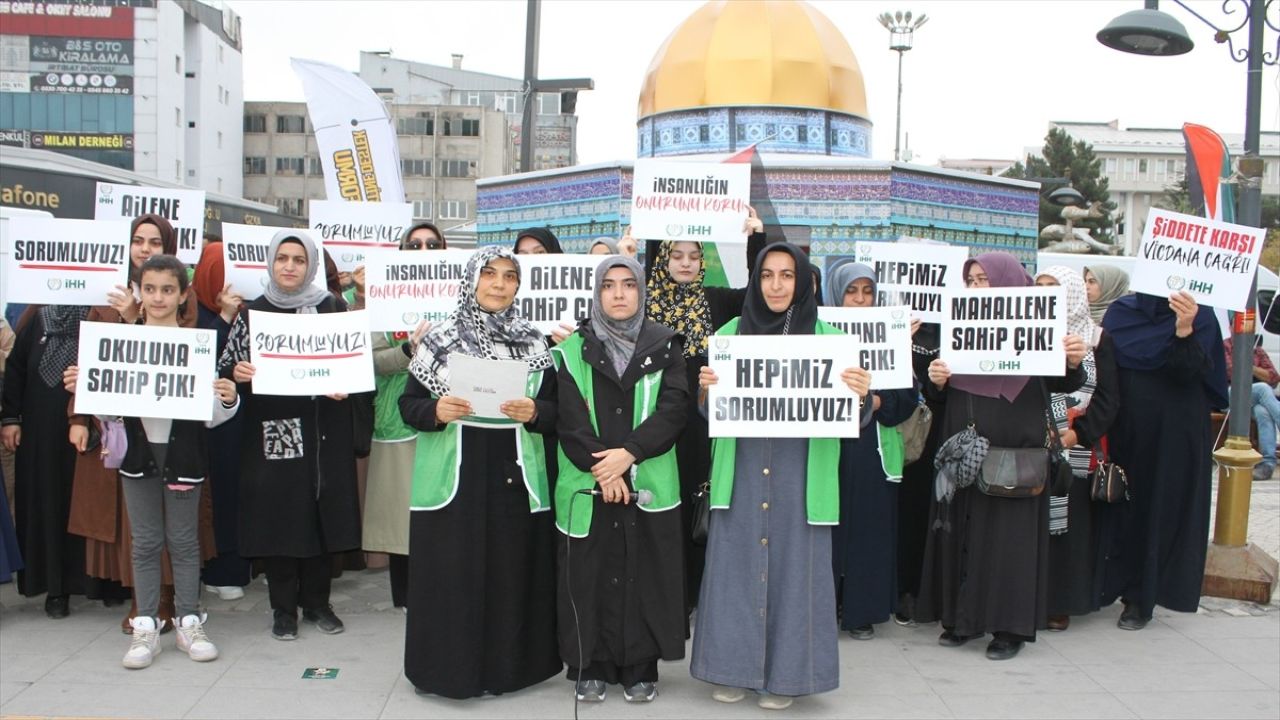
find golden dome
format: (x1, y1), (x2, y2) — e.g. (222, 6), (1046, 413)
(638, 0), (869, 119)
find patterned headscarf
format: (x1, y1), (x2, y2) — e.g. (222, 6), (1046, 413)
(646, 241), (712, 358)
(37, 305), (90, 388)
(1037, 265), (1098, 348)
(1084, 264), (1131, 324)
(409, 245), (552, 397)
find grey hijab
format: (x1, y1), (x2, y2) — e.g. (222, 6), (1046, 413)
(589, 237), (620, 254)
(263, 230), (330, 312)
(826, 262), (877, 307)
(590, 255), (646, 376)
(1084, 264), (1131, 324)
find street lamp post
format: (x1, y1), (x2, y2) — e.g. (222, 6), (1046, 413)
(877, 10), (928, 163)
(1098, 0), (1278, 602)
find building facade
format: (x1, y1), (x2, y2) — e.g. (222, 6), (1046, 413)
(242, 100), (512, 227)
(1045, 120), (1280, 253)
(358, 51), (577, 172)
(0, 0), (244, 196)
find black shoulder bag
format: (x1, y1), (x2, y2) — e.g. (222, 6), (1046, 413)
(972, 380), (1069, 499)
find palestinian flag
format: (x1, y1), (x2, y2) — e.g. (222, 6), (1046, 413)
(1182, 123), (1235, 222)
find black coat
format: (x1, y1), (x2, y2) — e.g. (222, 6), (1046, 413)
(219, 295), (361, 558)
(554, 319), (689, 670)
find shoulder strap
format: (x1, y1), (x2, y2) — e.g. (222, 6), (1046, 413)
(1039, 379), (1065, 453)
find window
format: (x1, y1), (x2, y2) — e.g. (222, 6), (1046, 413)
(1138, 158), (1148, 177)
(438, 159), (475, 177)
(217, 131), (223, 149)
(217, 85), (224, 105)
(217, 177), (223, 192)
(276, 115), (306, 133)
(402, 158), (431, 176)
(461, 118), (480, 136)
(496, 93), (516, 113)
(1123, 157), (1135, 180)
(397, 116), (433, 135)
(244, 114), (266, 133)
(275, 157), (305, 175)
(413, 200), (433, 218)
(466, 92), (480, 106)
(175, 55), (181, 73)
(175, 160), (182, 181)
(278, 198), (305, 217)
(1155, 157), (1168, 182)
(538, 92), (560, 115)
(1104, 158), (1117, 176)
(244, 156), (266, 174)
(439, 200), (469, 219)
(309, 157), (325, 176)
(224, 88), (230, 104)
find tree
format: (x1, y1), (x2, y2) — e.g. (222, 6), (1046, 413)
(1004, 128), (1119, 251)
(1156, 176), (1195, 215)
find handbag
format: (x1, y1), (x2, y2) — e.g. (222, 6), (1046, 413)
(1089, 436), (1130, 503)
(900, 398), (933, 465)
(971, 382), (1060, 499)
(689, 481), (710, 545)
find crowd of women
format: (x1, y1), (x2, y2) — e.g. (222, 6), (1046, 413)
(0, 212), (1229, 709)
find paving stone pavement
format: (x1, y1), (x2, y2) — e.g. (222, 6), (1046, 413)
(0, 478), (1277, 719)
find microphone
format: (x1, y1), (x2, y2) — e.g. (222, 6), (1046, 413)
(578, 488), (654, 506)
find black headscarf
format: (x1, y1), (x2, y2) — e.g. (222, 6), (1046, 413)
(810, 261), (824, 307)
(514, 227), (563, 254)
(738, 242), (817, 336)
(400, 221), (446, 250)
(1102, 292), (1229, 408)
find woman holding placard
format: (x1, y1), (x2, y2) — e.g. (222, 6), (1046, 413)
(1034, 266), (1120, 632)
(551, 255), (688, 703)
(399, 245), (561, 699)
(644, 209), (766, 617)
(218, 230), (361, 642)
(825, 263), (918, 641)
(66, 254), (240, 668)
(692, 242), (872, 710)
(918, 252), (1087, 661)
(1097, 290), (1226, 630)
(361, 224), (444, 610)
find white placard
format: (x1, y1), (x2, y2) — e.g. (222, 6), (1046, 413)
(94, 182), (206, 264)
(447, 353), (530, 426)
(222, 223), (328, 301)
(514, 253), (603, 335)
(248, 309), (374, 396)
(817, 305), (914, 389)
(4, 217), (131, 305)
(309, 200), (413, 273)
(851, 240), (968, 323)
(630, 159), (751, 244)
(74, 322), (216, 422)
(941, 286), (1067, 376)
(1131, 207), (1265, 312)
(708, 334), (862, 439)
(363, 248), (473, 331)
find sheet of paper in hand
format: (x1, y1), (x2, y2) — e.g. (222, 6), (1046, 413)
(248, 309), (374, 396)
(446, 353), (531, 428)
(941, 286), (1067, 376)
(74, 322), (216, 422)
(707, 334), (862, 439)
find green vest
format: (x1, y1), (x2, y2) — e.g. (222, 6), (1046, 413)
(876, 422), (905, 481)
(409, 371), (551, 513)
(373, 333), (414, 442)
(551, 332), (680, 537)
(708, 317), (849, 526)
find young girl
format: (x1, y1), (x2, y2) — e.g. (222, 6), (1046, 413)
(68, 255), (240, 668)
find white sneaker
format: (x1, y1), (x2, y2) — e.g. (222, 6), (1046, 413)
(711, 686), (746, 703)
(176, 613), (219, 662)
(205, 585), (245, 601)
(123, 616), (161, 669)
(757, 693), (794, 710)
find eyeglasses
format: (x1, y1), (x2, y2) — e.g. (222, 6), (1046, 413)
(404, 238), (444, 250)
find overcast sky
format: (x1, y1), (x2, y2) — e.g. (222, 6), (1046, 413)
(231, 0), (1280, 166)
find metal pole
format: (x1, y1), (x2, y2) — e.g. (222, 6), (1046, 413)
(893, 49), (904, 162)
(1213, 0), (1266, 547)
(519, 0), (541, 173)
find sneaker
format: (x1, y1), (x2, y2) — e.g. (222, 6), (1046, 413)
(758, 693), (794, 710)
(892, 612), (916, 628)
(711, 685), (746, 703)
(206, 585), (245, 601)
(176, 613), (219, 662)
(847, 624), (875, 640)
(1252, 464), (1275, 482)
(623, 681), (656, 703)
(302, 605), (345, 634)
(574, 679), (606, 702)
(123, 616), (161, 669)
(271, 610), (298, 641)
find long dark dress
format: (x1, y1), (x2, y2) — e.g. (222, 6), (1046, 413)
(916, 366), (1084, 641)
(399, 368), (561, 699)
(1099, 335), (1218, 618)
(217, 296), (361, 560)
(834, 386), (917, 630)
(1047, 334), (1118, 617)
(554, 321), (688, 685)
(898, 324), (944, 617)
(0, 309), (87, 598)
(198, 305), (249, 587)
